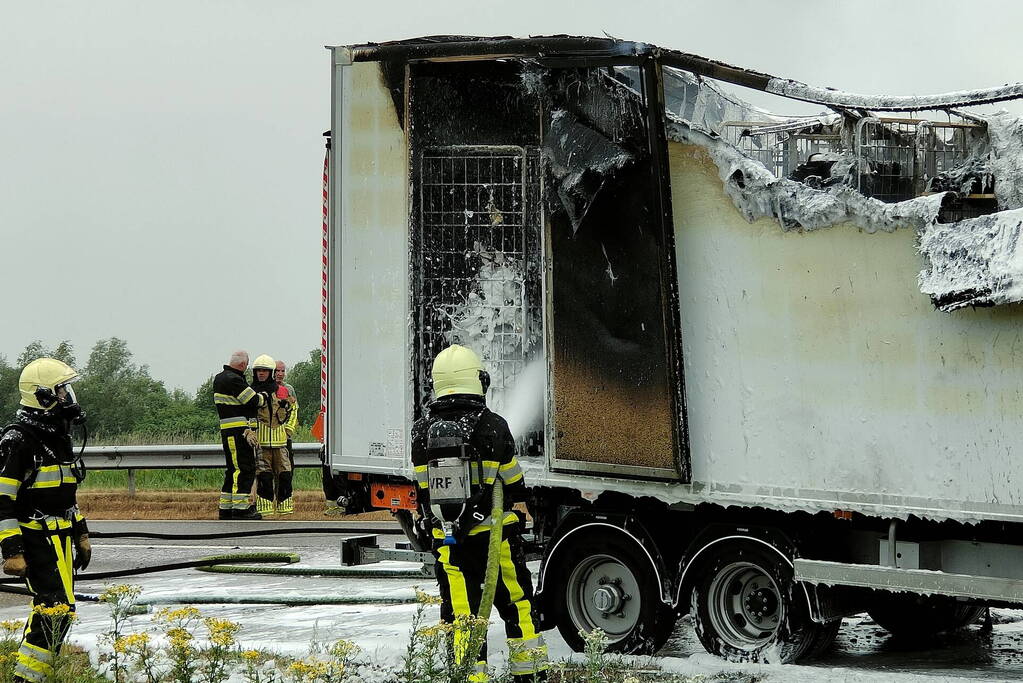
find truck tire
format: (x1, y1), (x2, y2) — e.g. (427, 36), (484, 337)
(803, 617), (842, 659)
(867, 596), (985, 638)
(551, 532), (676, 655)
(690, 542), (818, 663)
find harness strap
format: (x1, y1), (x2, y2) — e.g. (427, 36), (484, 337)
(0, 424), (85, 488)
(425, 408), (491, 541)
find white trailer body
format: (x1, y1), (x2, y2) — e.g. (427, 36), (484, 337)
(324, 36), (1023, 661)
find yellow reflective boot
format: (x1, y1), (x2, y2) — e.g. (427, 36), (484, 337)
(278, 497), (294, 515)
(256, 497), (276, 516)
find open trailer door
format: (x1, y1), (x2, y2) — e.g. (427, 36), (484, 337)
(326, 49), (410, 474)
(542, 60), (689, 481)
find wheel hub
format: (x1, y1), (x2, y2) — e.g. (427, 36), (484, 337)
(743, 587), (778, 622)
(565, 555), (643, 640)
(706, 562), (785, 651)
(592, 584), (624, 613)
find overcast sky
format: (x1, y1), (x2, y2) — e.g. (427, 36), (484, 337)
(3, 1), (1022, 392)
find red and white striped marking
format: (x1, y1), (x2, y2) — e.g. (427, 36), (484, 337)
(318, 146), (329, 440)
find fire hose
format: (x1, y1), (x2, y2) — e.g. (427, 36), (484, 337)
(0, 550), (427, 607)
(0, 508), (498, 613)
(469, 478), (504, 667)
(0, 552), (301, 600)
(87, 525), (404, 541)
(0, 523), (428, 606)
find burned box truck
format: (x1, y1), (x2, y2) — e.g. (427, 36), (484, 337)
(323, 35), (1023, 661)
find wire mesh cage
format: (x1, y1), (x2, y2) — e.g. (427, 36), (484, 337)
(722, 122), (844, 178)
(415, 146), (541, 414)
(855, 118), (985, 202)
(723, 117), (986, 205)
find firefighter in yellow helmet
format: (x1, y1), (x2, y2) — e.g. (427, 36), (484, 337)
(411, 345), (548, 683)
(0, 358), (90, 683)
(250, 355), (297, 516)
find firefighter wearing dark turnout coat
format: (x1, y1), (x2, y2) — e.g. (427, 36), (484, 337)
(213, 352), (266, 520)
(0, 358), (90, 683)
(411, 345), (548, 683)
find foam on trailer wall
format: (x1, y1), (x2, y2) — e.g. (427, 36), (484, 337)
(669, 140), (1023, 520)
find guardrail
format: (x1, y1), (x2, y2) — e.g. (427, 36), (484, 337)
(82, 442), (323, 495)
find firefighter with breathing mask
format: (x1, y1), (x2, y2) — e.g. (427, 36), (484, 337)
(0, 358), (90, 683)
(411, 344), (548, 683)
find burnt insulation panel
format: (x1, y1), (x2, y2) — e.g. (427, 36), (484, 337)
(543, 66), (678, 474)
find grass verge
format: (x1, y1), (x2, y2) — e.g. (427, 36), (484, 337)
(80, 468), (324, 491)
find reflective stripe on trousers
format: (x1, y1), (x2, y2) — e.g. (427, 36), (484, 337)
(220, 430), (257, 511)
(16, 523), (76, 682)
(434, 530), (548, 677)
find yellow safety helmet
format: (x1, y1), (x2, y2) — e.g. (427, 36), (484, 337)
(431, 344), (486, 398)
(18, 358), (80, 410)
(252, 354), (276, 371)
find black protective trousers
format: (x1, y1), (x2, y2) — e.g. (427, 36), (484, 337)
(15, 524), (75, 683)
(219, 428), (256, 512)
(255, 447), (292, 507)
(283, 438), (294, 501)
(433, 525), (548, 680)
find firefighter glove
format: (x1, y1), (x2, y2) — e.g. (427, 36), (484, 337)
(243, 429), (259, 448)
(2, 554), (27, 577)
(73, 534), (92, 570)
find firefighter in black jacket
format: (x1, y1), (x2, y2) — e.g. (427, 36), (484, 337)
(213, 351), (265, 520)
(0, 358), (90, 683)
(411, 345), (548, 683)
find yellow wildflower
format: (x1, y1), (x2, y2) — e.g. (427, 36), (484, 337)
(415, 588), (443, 605)
(289, 659), (329, 681)
(241, 649), (262, 661)
(155, 606), (201, 624)
(99, 584), (142, 603)
(113, 632), (150, 654)
(329, 639), (360, 660)
(165, 626), (195, 651)
(416, 622), (453, 638)
(32, 604), (75, 621)
(453, 613), (488, 630)
(204, 617), (240, 647)
(0, 620), (24, 636)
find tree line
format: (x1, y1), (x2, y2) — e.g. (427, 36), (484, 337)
(0, 338), (321, 442)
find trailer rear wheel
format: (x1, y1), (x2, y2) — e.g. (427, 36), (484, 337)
(552, 534), (675, 655)
(690, 543), (817, 663)
(867, 596), (985, 638)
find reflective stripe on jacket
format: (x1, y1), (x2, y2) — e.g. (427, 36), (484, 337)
(212, 366), (262, 431)
(257, 395), (293, 448)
